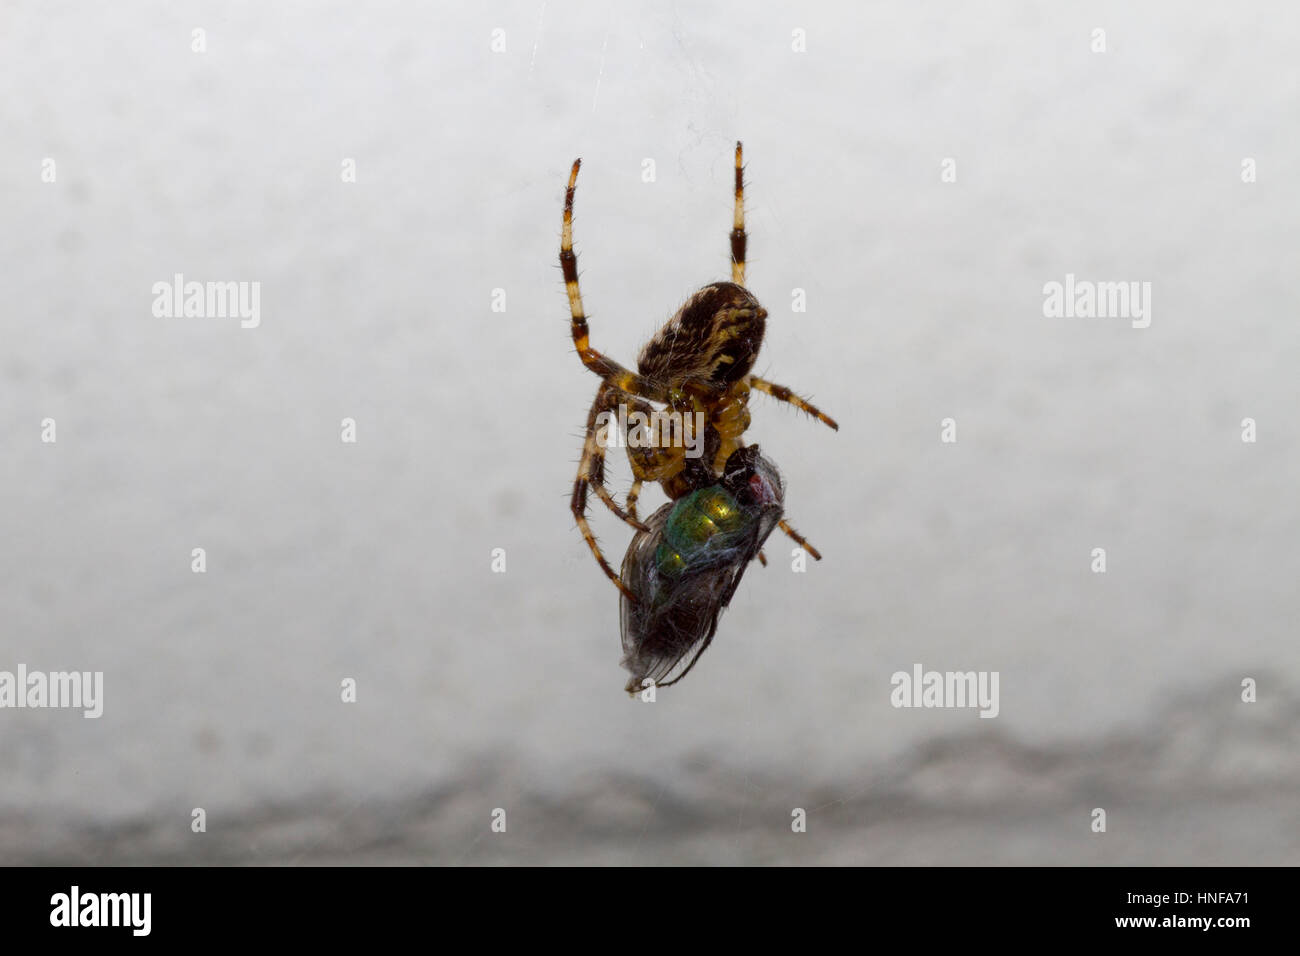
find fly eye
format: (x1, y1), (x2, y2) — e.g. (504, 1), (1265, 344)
(747, 474), (776, 505)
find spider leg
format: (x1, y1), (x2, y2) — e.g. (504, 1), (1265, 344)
(748, 376), (839, 431)
(561, 159), (670, 403)
(572, 407), (640, 600)
(581, 385), (651, 532)
(778, 519), (822, 560)
(730, 141), (747, 286)
(738, 438), (823, 560)
(625, 479), (643, 523)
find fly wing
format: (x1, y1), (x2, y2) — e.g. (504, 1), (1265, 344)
(621, 560), (736, 690)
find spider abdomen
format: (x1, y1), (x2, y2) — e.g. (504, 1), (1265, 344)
(636, 282), (766, 387)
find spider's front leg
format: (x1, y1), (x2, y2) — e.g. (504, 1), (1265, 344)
(572, 385), (651, 601)
(730, 141), (747, 286)
(561, 158), (670, 402)
(582, 386), (654, 525)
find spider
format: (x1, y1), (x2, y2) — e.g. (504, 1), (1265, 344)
(561, 142), (837, 599)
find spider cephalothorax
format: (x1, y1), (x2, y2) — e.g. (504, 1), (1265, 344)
(561, 142), (836, 598)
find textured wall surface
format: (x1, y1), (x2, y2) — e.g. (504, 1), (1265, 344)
(1, 1), (1297, 864)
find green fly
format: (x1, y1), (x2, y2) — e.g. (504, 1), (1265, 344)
(619, 445), (786, 693)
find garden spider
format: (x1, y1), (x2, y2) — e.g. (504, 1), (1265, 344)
(561, 142), (837, 598)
